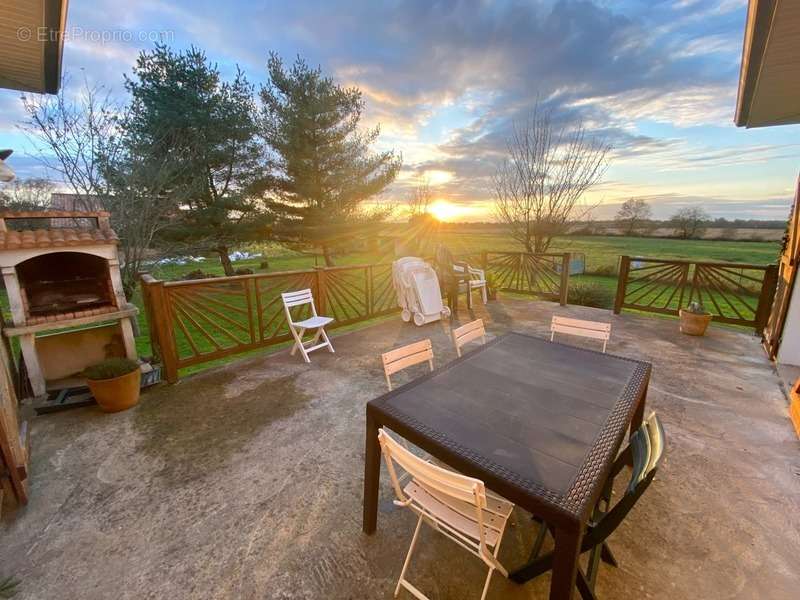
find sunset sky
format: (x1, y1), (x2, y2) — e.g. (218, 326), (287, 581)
(2, 0), (799, 221)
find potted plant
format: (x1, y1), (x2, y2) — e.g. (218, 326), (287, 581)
(83, 358), (141, 413)
(679, 302), (712, 336)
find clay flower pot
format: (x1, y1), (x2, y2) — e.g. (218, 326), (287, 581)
(87, 369), (141, 413)
(679, 310), (712, 336)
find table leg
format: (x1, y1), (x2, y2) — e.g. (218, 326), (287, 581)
(549, 526), (582, 600)
(363, 411), (381, 534)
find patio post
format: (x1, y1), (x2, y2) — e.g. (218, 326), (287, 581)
(614, 256), (631, 314)
(141, 275), (179, 384)
(559, 253), (571, 306)
(315, 267), (327, 315)
(755, 263), (779, 333)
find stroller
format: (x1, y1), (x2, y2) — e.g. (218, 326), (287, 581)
(392, 257), (451, 326)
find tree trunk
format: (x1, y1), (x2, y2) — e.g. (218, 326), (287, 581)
(216, 246), (235, 276)
(321, 244), (336, 267)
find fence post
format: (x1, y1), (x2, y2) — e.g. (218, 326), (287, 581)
(316, 267), (327, 315)
(141, 274), (179, 384)
(754, 263), (779, 334)
(614, 256), (631, 314)
(366, 265), (374, 316)
(559, 253), (570, 306)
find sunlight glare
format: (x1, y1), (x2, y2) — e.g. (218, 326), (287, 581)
(429, 200), (461, 222)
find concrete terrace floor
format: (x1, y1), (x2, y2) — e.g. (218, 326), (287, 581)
(2, 297), (799, 600)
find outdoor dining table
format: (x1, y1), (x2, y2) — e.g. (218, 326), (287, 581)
(362, 331), (651, 600)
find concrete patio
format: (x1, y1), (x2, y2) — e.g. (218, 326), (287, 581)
(1, 296), (798, 599)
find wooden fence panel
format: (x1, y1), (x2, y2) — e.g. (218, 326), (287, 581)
(614, 256), (778, 332)
(142, 263), (400, 381)
(481, 252), (570, 305)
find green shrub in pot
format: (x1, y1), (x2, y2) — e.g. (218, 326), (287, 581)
(83, 358), (141, 413)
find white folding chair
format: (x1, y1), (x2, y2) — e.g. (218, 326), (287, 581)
(453, 318), (486, 357)
(453, 263), (488, 304)
(281, 289), (334, 363)
(550, 315), (611, 353)
(379, 429), (514, 600)
(381, 339), (434, 391)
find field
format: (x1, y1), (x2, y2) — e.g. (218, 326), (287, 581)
(144, 233), (782, 281)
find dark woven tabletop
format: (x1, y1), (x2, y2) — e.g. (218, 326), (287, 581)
(369, 332), (651, 522)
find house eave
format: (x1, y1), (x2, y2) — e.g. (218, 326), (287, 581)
(0, 0), (69, 95)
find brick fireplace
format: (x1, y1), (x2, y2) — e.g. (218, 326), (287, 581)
(0, 211), (138, 397)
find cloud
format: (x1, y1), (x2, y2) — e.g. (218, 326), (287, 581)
(1, 0), (795, 220)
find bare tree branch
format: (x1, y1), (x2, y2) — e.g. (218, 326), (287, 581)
(493, 101), (611, 253)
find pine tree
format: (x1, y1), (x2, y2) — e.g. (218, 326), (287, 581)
(124, 44), (270, 274)
(260, 54), (401, 265)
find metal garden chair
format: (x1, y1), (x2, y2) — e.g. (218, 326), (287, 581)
(512, 412), (666, 599)
(281, 289), (334, 363)
(550, 316), (612, 353)
(378, 428), (515, 600)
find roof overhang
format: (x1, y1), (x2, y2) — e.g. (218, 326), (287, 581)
(736, 0), (800, 128)
(0, 0), (69, 95)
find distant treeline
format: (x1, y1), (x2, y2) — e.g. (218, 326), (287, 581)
(424, 219), (786, 231)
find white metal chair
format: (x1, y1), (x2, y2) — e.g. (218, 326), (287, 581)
(281, 289), (334, 363)
(453, 318), (486, 357)
(381, 339), (434, 391)
(550, 316), (611, 353)
(453, 263), (488, 304)
(378, 429), (514, 600)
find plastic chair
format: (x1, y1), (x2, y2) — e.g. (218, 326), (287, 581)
(281, 289), (334, 363)
(550, 316), (611, 353)
(512, 412), (666, 599)
(453, 319), (486, 357)
(378, 429), (514, 600)
(453, 263), (488, 304)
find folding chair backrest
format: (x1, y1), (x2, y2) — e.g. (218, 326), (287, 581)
(551, 316), (610, 342)
(378, 428), (487, 509)
(584, 413), (665, 549)
(281, 289), (317, 323)
(551, 316), (611, 352)
(632, 411), (666, 490)
(453, 319), (486, 356)
(382, 339), (434, 390)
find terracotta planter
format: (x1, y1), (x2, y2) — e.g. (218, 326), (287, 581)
(679, 310), (712, 336)
(87, 368), (141, 413)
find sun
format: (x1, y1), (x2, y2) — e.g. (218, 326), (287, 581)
(428, 200), (460, 222)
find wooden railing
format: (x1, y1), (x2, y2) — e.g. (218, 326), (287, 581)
(613, 256), (778, 332)
(141, 263), (398, 382)
(472, 251), (571, 305)
(0, 323), (29, 510)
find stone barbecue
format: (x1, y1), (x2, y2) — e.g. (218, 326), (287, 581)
(0, 210), (138, 397)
